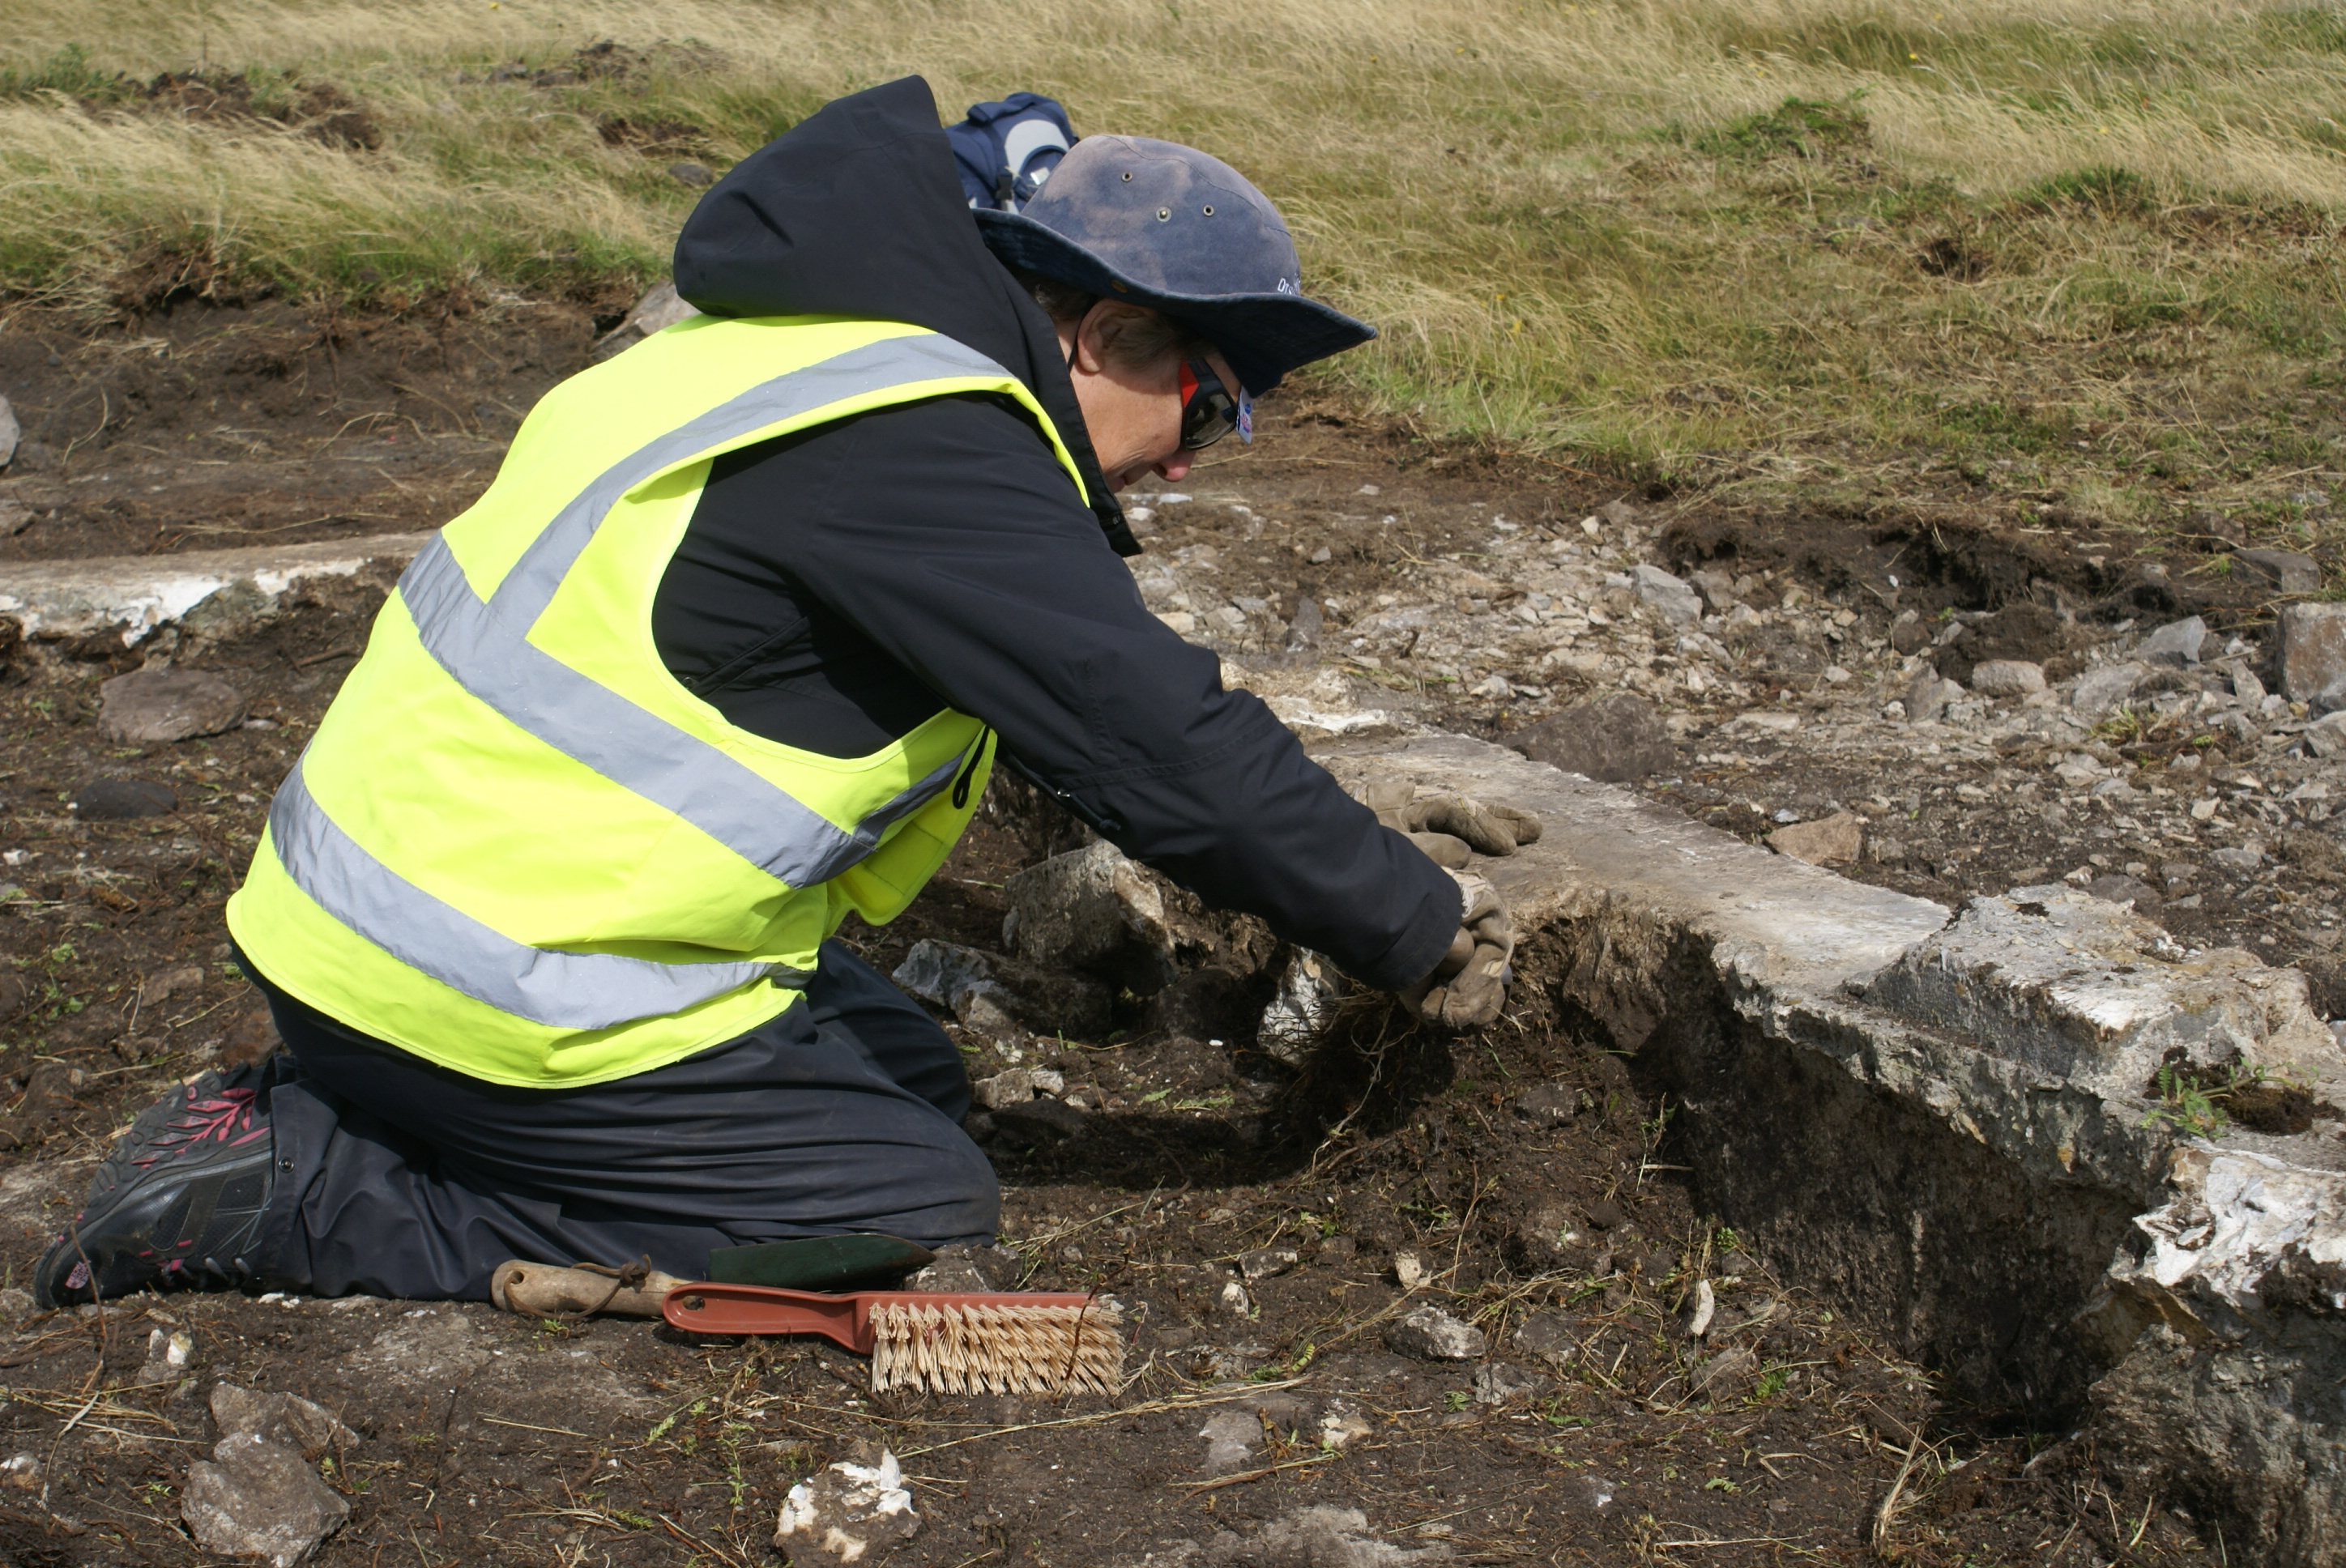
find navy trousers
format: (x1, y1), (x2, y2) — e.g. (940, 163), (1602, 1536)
(242, 940), (997, 1301)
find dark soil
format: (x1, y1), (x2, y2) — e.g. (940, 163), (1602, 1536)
(0, 300), (2254, 1565)
(0, 299), (607, 563)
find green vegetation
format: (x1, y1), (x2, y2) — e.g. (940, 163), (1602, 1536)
(0, 0), (2340, 514)
(2142, 1057), (2311, 1139)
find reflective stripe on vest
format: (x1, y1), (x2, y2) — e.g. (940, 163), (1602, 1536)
(268, 759), (810, 1030)
(266, 332), (1013, 1031)
(414, 333), (1005, 881)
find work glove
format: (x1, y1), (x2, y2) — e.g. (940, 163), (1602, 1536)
(1398, 870), (1515, 1029)
(1355, 780), (1543, 862)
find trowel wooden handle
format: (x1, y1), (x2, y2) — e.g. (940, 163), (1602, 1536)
(490, 1261), (689, 1319)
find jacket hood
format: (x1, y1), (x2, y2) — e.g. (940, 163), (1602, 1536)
(672, 76), (1137, 554)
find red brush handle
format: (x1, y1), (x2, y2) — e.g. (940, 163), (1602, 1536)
(661, 1283), (1103, 1350)
(663, 1284), (874, 1350)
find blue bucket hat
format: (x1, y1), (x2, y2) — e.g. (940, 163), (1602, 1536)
(974, 134), (1375, 395)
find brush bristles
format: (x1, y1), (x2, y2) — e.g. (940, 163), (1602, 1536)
(869, 1300), (1124, 1395)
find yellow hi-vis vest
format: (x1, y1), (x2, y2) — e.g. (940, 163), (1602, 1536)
(226, 316), (1085, 1088)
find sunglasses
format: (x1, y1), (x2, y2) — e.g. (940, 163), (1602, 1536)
(1177, 359), (1252, 450)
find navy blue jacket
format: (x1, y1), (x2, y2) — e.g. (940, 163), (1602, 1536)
(656, 77), (1456, 991)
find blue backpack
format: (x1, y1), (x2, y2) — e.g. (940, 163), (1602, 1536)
(948, 92), (1077, 211)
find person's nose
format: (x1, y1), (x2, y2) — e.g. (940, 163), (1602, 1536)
(1154, 451), (1195, 483)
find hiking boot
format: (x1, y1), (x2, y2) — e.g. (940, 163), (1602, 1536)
(34, 1069), (278, 1307)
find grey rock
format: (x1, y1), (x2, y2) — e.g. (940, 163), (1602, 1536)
(1003, 841), (1178, 993)
(1471, 1360), (1542, 1404)
(2235, 547), (2322, 595)
(892, 939), (994, 1012)
(2140, 616), (2210, 666)
(1631, 564), (1701, 625)
(990, 1095), (1087, 1144)
(971, 1068), (1039, 1110)
(1512, 1312), (1577, 1367)
(1866, 883), (2339, 1103)
(1687, 569), (1739, 613)
(1905, 671), (1963, 723)
(0, 394), (17, 468)
(668, 160), (715, 186)
(73, 778), (177, 819)
(2277, 603), (2346, 701)
(1507, 693), (1672, 783)
(98, 669), (246, 744)
(1968, 659), (2046, 697)
(1197, 1408), (1259, 1475)
(1768, 811), (1862, 867)
(2302, 712), (2346, 757)
(896, 937), (1117, 1039)
(2210, 846), (2264, 871)
(1384, 1304), (1487, 1361)
(1890, 611), (1932, 656)
(1239, 1246), (1300, 1281)
(181, 1431), (349, 1566)
(2070, 660), (2152, 714)
(966, 1068), (1060, 1106)
(2084, 874), (2162, 912)
(587, 281), (701, 361)
(143, 963), (205, 1008)
(211, 1385), (356, 1458)
(1283, 595), (1323, 656)
(953, 987), (1024, 1043)
(1257, 949), (1346, 1066)
(1599, 497), (1638, 527)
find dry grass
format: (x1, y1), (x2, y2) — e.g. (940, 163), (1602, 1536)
(2, 0), (2341, 515)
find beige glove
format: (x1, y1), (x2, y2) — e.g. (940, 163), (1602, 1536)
(1357, 780), (1543, 860)
(1399, 871), (1515, 1029)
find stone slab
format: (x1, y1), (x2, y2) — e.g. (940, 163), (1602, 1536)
(0, 533), (432, 645)
(2276, 603), (2346, 703)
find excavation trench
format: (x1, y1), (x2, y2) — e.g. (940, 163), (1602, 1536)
(3, 547), (2341, 1566)
(1292, 732), (2346, 1568)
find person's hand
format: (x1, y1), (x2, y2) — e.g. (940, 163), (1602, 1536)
(1397, 871), (1515, 1029)
(1400, 794), (1542, 856)
(1356, 781), (1542, 862)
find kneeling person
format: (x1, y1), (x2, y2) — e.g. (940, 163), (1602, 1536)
(39, 79), (1482, 1306)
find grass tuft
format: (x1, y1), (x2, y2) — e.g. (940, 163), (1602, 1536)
(1689, 96), (1870, 161)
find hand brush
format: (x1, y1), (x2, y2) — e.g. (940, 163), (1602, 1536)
(663, 1282), (1124, 1395)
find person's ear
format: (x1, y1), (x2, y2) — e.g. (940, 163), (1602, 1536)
(1069, 301), (1111, 377)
